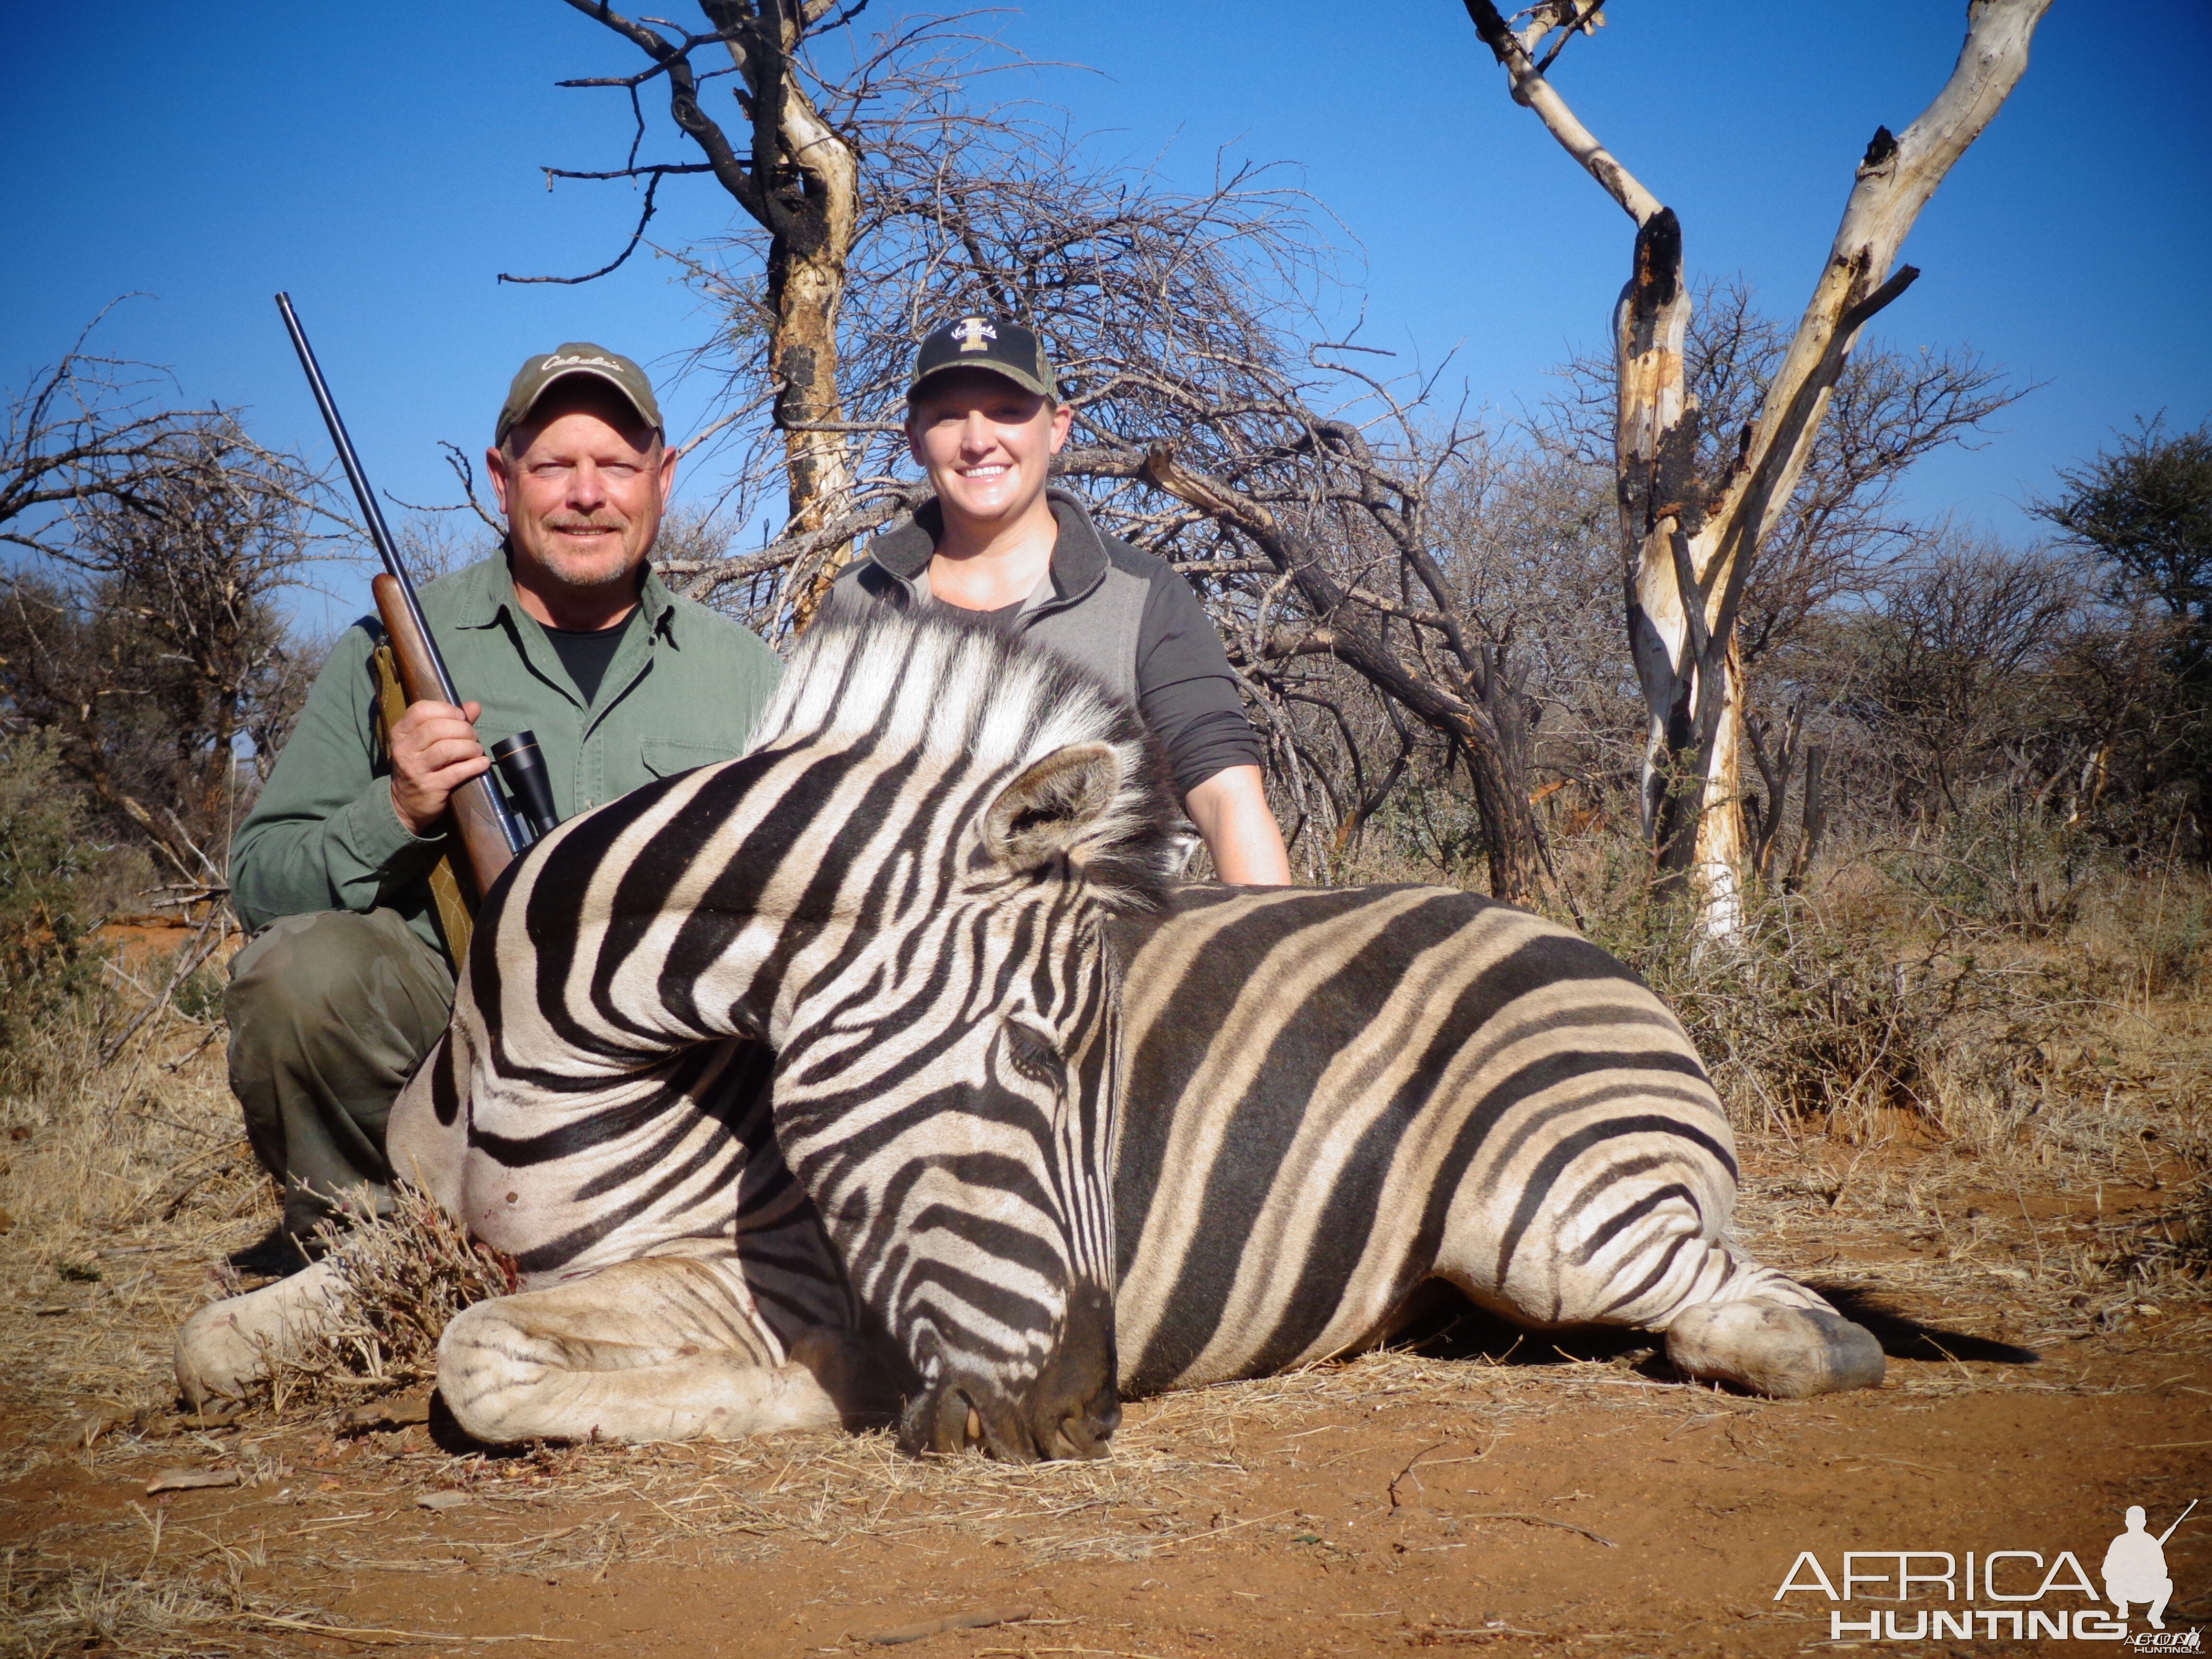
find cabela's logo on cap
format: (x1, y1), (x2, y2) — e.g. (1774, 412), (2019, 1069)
(541, 352), (624, 373)
(951, 318), (997, 353)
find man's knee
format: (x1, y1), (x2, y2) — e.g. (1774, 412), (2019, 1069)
(232, 911), (394, 1027)
(225, 910), (453, 1229)
(227, 911), (450, 1053)
(226, 909), (454, 1145)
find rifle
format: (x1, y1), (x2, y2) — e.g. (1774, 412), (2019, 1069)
(2157, 1498), (2198, 1546)
(275, 293), (558, 907)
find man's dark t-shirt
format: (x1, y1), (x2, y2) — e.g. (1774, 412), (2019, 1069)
(543, 610), (636, 705)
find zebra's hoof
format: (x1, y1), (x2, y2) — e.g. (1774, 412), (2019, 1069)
(1664, 1300), (1886, 1399)
(173, 1259), (346, 1409)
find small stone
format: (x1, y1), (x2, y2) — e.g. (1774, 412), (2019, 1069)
(416, 1489), (470, 1511)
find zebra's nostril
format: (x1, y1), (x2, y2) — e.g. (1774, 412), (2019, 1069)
(1055, 1410), (1107, 1461)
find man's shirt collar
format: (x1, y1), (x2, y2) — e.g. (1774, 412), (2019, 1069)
(445, 547), (677, 644)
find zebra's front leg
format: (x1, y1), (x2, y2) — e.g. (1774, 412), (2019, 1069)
(436, 1255), (866, 1444)
(176, 1257), (349, 1407)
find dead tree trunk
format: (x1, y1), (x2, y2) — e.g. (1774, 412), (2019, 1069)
(701, 0), (859, 624)
(546, 1), (859, 621)
(1464, 0), (2050, 934)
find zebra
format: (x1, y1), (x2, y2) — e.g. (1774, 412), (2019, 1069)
(179, 603), (1174, 1460)
(174, 605), (1883, 1455)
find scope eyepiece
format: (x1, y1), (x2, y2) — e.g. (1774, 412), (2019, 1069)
(489, 731), (560, 844)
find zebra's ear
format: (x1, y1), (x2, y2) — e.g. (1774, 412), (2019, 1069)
(982, 742), (1124, 873)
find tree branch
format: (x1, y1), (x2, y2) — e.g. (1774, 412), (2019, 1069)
(1461, 0), (1663, 226)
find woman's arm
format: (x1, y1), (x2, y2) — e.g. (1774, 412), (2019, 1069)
(1183, 765), (1292, 886)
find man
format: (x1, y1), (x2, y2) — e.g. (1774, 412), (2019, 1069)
(835, 316), (1292, 884)
(228, 343), (781, 1244)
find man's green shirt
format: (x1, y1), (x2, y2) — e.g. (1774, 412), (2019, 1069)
(231, 554), (781, 957)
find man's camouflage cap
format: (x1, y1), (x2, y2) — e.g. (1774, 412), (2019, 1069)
(908, 316), (1057, 400)
(496, 343), (663, 445)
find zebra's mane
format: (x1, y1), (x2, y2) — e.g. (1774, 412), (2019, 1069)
(747, 597), (1178, 911)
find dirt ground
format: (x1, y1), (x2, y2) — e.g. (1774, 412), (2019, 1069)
(2, 918), (2207, 1655)
(3, 1137), (2207, 1657)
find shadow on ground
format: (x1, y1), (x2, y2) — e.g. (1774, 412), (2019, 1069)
(1811, 1280), (2043, 1365)
(1376, 1280), (2042, 1373)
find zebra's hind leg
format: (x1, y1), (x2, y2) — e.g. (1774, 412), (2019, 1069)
(1498, 1194), (1885, 1399)
(435, 1255), (865, 1444)
(1650, 1249), (1885, 1400)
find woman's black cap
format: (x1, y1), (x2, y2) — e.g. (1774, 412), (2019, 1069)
(908, 316), (1057, 399)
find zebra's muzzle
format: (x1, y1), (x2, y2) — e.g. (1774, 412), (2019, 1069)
(899, 1280), (1120, 1462)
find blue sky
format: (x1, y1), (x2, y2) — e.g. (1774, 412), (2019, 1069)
(4, 1), (2206, 627)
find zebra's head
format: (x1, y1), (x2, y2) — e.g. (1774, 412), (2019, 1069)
(746, 602), (1175, 1460)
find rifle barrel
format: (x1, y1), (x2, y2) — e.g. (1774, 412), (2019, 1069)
(274, 292), (460, 710)
(2156, 1497), (2198, 1546)
(276, 292), (525, 860)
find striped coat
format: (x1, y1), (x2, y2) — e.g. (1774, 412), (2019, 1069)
(1111, 886), (1775, 1394)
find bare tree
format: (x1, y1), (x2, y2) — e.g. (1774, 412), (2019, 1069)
(518, 0), (869, 621)
(0, 417), (328, 886)
(0, 303), (217, 555)
(1546, 279), (2023, 668)
(1462, 0), (2050, 933)
(1840, 535), (2081, 818)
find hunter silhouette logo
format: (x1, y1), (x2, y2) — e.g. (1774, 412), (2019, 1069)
(2110, 1501), (2195, 1634)
(951, 317), (997, 352)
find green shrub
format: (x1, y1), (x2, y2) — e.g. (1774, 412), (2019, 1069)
(0, 737), (110, 1054)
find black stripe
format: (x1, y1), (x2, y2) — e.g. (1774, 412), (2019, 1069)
(1571, 1181), (1697, 1266)
(1125, 910), (1651, 1389)
(1493, 1114), (1735, 1290)
(1598, 1228), (1697, 1317)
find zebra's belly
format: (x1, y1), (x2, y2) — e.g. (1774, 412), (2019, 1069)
(1106, 885), (1735, 1396)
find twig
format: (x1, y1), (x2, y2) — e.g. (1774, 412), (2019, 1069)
(1460, 1511), (1617, 1547)
(99, 907), (229, 1066)
(1385, 1440), (1451, 1513)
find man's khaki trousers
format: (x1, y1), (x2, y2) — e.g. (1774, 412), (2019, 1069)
(224, 909), (455, 1241)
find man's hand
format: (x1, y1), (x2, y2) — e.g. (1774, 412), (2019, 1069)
(389, 699), (491, 836)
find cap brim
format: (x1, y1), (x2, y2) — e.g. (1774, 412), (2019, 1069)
(500, 368), (659, 442)
(907, 361), (1053, 400)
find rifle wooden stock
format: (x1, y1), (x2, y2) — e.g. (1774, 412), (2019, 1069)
(373, 573), (516, 896)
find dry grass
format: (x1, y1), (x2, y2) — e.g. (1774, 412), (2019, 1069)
(0, 994), (272, 1446)
(265, 1186), (520, 1419)
(3, 864), (2210, 1655)
(0, 1551), (349, 1659)
(1530, 825), (2212, 1188)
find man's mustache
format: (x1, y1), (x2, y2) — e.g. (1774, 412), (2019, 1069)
(545, 516), (628, 532)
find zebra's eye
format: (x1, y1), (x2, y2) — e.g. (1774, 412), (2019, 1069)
(998, 1021), (1066, 1088)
